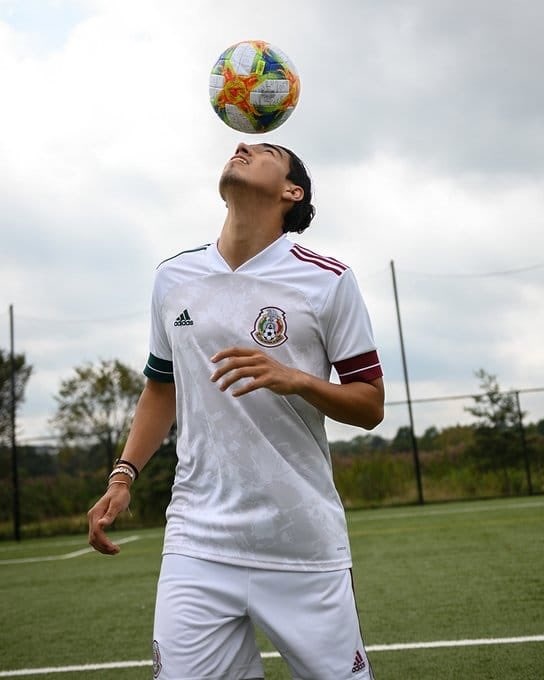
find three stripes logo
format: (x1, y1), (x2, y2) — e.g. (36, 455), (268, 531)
(173, 309), (194, 327)
(352, 649), (366, 673)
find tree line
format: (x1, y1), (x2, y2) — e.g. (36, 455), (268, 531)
(0, 352), (542, 537)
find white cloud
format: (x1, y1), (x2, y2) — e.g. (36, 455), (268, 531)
(1, 0), (542, 443)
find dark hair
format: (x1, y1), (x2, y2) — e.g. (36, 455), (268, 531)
(277, 146), (316, 234)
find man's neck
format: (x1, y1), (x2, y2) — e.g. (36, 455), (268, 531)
(217, 207), (284, 271)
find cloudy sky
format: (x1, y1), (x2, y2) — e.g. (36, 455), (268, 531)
(1, 0), (542, 445)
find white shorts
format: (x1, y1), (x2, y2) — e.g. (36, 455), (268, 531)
(152, 554), (374, 680)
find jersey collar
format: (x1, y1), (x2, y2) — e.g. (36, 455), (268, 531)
(207, 234), (291, 274)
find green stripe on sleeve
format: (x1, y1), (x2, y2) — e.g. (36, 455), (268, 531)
(143, 353), (175, 383)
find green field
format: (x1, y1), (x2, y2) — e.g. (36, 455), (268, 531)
(1, 497), (543, 679)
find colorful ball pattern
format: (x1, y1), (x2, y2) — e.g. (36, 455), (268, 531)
(209, 40), (300, 133)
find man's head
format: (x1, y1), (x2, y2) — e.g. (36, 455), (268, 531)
(219, 143), (315, 234)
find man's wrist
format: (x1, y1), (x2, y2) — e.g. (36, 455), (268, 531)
(294, 369), (317, 398)
(107, 459), (140, 492)
(113, 458), (140, 479)
(107, 478), (132, 491)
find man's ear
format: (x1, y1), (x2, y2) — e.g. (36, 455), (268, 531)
(283, 185), (304, 203)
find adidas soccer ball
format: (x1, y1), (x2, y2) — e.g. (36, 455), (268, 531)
(209, 40), (300, 134)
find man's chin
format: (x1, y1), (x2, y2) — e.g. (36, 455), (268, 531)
(219, 170), (246, 199)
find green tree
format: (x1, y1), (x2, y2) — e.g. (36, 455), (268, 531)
(464, 369), (523, 490)
(0, 349), (32, 446)
(330, 434), (389, 458)
(51, 359), (144, 471)
(392, 425), (412, 453)
(420, 426), (440, 451)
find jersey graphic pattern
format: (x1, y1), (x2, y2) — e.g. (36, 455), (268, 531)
(144, 236), (382, 571)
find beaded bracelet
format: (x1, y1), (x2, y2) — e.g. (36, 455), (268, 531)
(114, 458), (140, 480)
(108, 465), (136, 483)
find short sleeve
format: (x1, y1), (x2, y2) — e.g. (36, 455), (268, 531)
(324, 269), (383, 384)
(143, 268), (175, 383)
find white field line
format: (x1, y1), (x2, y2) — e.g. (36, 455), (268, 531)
(0, 538), (87, 553)
(0, 531), (164, 555)
(0, 536), (140, 565)
(348, 499), (544, 523)
(366, 635), (544, 651)
(0, 636), (542, 676)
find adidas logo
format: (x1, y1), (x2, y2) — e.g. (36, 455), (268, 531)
(173, 309), (194, 327)
(352, 649), (366, 673)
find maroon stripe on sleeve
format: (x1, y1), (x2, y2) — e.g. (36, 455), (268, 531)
(334, 350), (383, 384)
(292, 244), (348, 270)
(290, 246), (345, 276)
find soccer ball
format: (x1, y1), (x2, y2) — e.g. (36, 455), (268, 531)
(209, 40), (300, 134)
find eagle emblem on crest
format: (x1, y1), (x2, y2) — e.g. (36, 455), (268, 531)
(251, 307), (288, 347)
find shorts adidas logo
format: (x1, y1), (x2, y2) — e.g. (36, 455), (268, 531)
(174, 309), (194, 326)
(352, 649), (366, 673)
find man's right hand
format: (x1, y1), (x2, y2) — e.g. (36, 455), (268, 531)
(87, 484), (131, 555)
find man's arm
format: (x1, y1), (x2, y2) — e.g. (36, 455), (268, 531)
(87, 379), (176, 555)
(295, 373), (383, 429)
(210, 347), (384, 430)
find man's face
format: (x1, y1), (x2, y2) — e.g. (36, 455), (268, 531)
(219, 142), (292, 201)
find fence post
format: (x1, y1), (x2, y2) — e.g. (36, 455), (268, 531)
(514, 391), (533, 496)
(390, 261), (424, 504)
(9, 304), (21, 541)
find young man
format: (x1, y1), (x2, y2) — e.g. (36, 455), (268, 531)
(88, 142), (384, 680)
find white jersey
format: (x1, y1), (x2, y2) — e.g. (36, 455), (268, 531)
(144, 235), (382, 571)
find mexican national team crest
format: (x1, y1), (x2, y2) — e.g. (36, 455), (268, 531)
(251, 307), (288, 347)
(152, 640), (162, 678)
